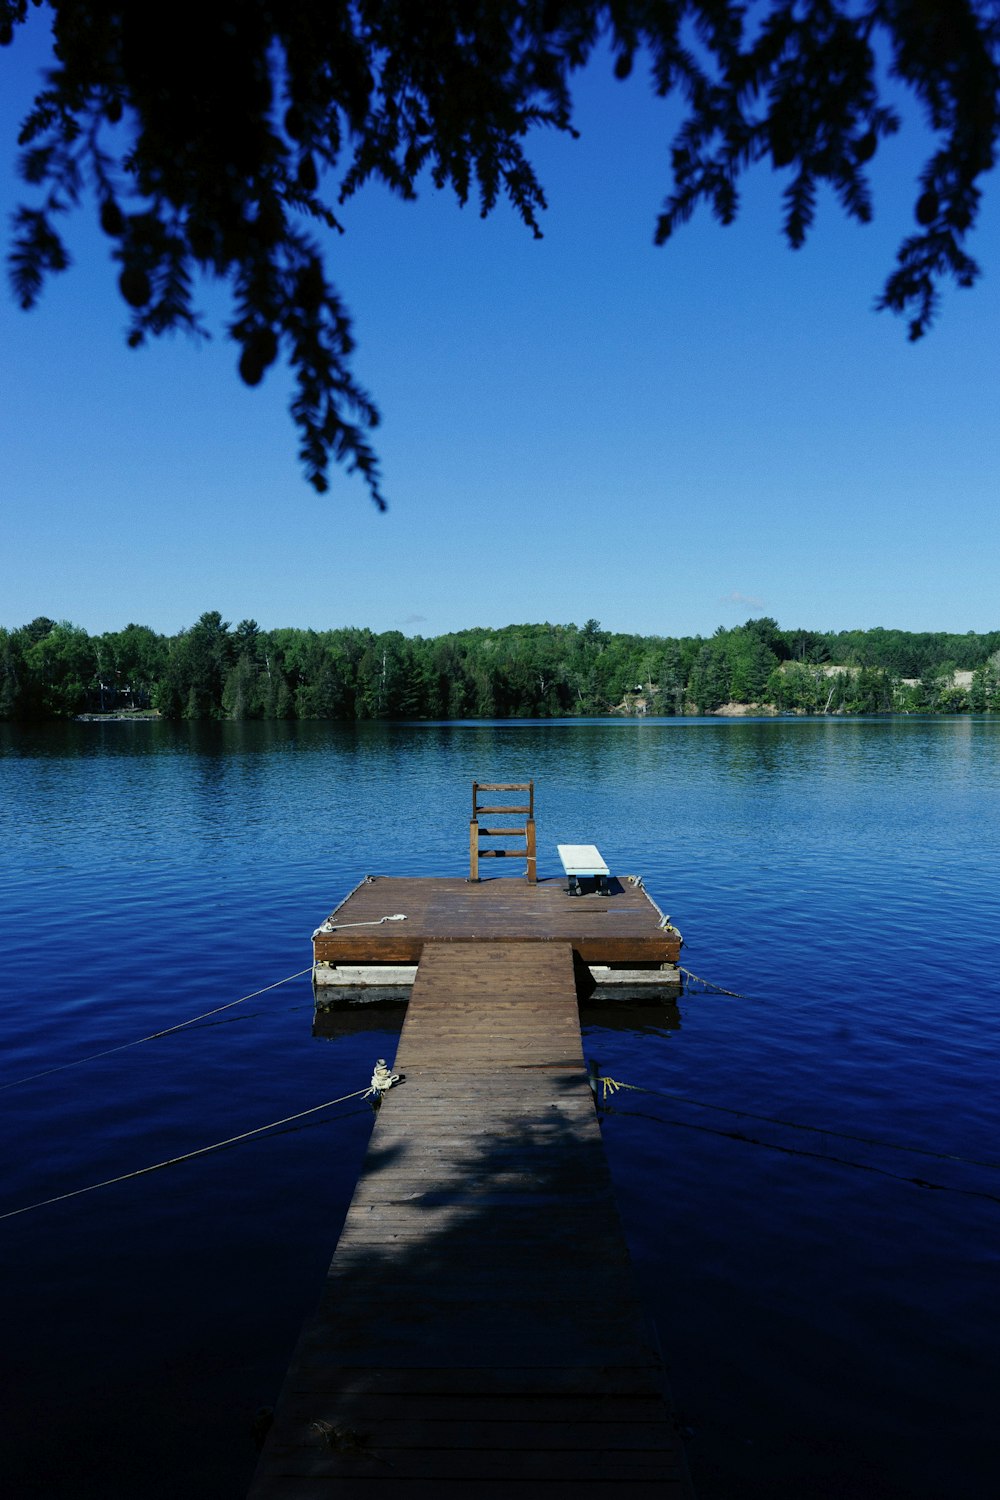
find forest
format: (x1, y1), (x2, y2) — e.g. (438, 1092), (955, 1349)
(2, 613), (1000, 722)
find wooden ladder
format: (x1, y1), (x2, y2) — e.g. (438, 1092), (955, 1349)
(469, 780), (536, 882)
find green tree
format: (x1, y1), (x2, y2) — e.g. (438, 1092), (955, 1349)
(784, 628), (830, 665)
(222, 618), (269, 718)
(355, 631), (419, 717)
(567, 619), (609, 714)
(0, 627), (24, 718)
(768, 661), (828, 713)
(222, 658), (262, 720)
(727, 623), (781, 703)
(5, 2), (998, 502)
(158, 610), (232, 719)
(20, 615), (56, 644)
(426, 637), (468, 719)
(96, 622), (167, 708)
(649, 641), (686, 715)
(970, 652), (1000, 712)
(20, 619), (96, 717)
(844, 665), (896, 714)
(688, 636), (730, 713)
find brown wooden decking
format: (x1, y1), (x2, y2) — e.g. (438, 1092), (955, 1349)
(249, 941), (693, 1498)
(312, 875), (681, 969)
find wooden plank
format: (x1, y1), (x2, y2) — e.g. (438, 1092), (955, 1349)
(259, 1446), (683, 1480)
(267, 1390), (670, 1422)
(263, 1362), (672, 1398)
(312, 876), (680, 967)
(250, 1479), (685, 1499)
(251, 941), (693, 1498)
(314, 934), (679, 964)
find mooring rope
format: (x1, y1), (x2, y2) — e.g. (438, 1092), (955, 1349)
(592, 1071), (1000, 1205)
(0, 965), (315, 1093)
(0, 1085), (372, 1221)
(312, 914), (407, 936)
(594, 1075), (1000, 1170)
(679, 967), (750, 999)
(607, 1098), (1000, 1209)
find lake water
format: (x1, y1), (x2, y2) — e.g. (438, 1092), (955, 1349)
(1, 717), (998, 1498)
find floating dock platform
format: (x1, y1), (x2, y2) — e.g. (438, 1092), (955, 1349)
(312, 874), (682, 1004)
(250, 869), (692, 1498)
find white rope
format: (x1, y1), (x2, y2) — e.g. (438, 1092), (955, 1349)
(0, 966), (315, 1093)
(0, 1086), (370, 1221)
(679, 966), (748, 999)
(312, 914), (407, 936)
(365, 1058), (400, 1096)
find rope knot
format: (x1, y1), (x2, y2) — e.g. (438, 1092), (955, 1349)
(367, 1058), (400, 1097)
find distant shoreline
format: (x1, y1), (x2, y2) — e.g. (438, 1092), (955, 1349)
(5, 616), (997, 722)
(74, 711), (161, 722)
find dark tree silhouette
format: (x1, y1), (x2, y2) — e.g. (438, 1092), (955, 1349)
(3, 2), (997, 505)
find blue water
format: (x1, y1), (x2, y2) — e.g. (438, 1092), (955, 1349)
(1, 717), (998, 1497)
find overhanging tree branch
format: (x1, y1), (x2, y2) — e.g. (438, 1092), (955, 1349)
(3, 1), (998, 504)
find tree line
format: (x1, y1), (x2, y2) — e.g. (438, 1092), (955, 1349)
(2, 613), (1000, 723)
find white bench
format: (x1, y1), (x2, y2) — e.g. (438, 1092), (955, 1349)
(557, 843), (611, 896)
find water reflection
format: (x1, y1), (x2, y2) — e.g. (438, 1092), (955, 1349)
(313, 1002), (407, 1042)
(312, 994), (683, 1044)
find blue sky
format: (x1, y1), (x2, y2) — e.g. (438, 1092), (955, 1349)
(2, 10), (998, 641)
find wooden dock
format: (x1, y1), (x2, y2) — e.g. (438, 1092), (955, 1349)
(312, 874), (682, 972)
(250, 878), (692, 1497)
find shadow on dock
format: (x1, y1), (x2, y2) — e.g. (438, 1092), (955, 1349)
(251, 940), (693, 1497)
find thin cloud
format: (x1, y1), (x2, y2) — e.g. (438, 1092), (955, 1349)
(720, 590), (766, 610)
(397, 613), (427, 626)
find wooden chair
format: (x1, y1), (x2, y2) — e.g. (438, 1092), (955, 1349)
(469, 781), (536, 882)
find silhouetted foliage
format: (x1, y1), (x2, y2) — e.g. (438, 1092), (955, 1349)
(3, 2), (998, 502)
(2, 612), (999, 721)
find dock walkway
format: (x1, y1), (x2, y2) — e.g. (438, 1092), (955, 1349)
(250, 934), (692, 1497)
